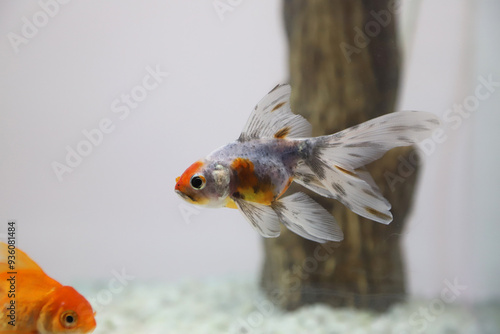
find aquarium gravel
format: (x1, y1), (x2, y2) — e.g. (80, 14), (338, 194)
(76, 278), (499, 334)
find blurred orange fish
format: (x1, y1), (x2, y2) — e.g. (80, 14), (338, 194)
(0, 242), (96, 334)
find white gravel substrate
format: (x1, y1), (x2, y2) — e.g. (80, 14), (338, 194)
(76, 278), (499, 334)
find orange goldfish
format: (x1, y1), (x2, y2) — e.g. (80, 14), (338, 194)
(175, 84), (440, 243)
(0, 242), (96, 334)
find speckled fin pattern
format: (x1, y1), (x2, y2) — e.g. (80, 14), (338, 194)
(211, 85), (441, 242)
(233, 198), (281, 237)
(297, 111), (441, 225)
(272, 192), (344, 243)
(237, 84), (312, 142)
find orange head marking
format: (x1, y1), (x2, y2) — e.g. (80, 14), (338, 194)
(38, 286), (96, 333)
(175, 160), (210, 205)
(176, 159), (231, 207)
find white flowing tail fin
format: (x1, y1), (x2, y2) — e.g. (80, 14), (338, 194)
(295, 111), (441, 224)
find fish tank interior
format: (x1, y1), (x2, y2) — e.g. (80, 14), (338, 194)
(1, 1), (499, 333)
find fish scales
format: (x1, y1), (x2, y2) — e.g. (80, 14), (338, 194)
(207, 139), (302, 204)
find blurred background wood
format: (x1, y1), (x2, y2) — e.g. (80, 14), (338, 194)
(260, 0), (420, 311)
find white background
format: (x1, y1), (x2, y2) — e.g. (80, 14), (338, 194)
(0, 0), (498, 303)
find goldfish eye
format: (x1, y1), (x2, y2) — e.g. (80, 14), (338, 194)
(60, 310), (78, 328)
(190, 174), (206, 190)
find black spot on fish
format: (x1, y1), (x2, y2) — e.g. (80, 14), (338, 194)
(300, 174), (313, 184)
(332, 182), (346, 196)
(397, 136), (413, 144)
(388, 125), (411, 132)
(232, 192), (245, 200)
(268, 84), (281, 94)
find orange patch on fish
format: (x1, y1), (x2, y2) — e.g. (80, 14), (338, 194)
(224, 197), (238, 209)
(231, 158), (275, 205)
(175, 160), (210, 205)
(271, 101), (286, 112)
(182, 161), (204, 180)
(276, 177), (293, 199)
(335, 165), (358, 177)
(365, 207), (392, 221)
(176, 160), (204, 188)
(274, 126), (291, 139)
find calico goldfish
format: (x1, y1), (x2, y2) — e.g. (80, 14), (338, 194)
(175, 84), (439, 243)
(0, 242), (96, 334)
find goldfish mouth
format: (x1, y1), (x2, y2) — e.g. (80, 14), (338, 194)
(175, 189), (195, 203)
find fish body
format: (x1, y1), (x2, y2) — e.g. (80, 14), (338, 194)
(175, 84), (440, 242)
(0, 243), (96, 334)
(209, 139), (301, 204)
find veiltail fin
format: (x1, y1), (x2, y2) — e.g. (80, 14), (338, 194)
(296, 111), (441, 224)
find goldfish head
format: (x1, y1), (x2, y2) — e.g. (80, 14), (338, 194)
(37, 286), (96, 334)
(175, 160), (231, 207)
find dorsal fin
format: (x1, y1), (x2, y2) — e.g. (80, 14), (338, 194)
(238, 84), (312, 141)
(0, 242), (44, 273)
